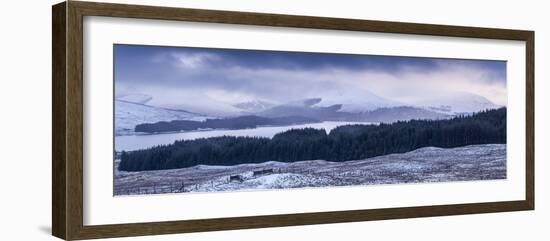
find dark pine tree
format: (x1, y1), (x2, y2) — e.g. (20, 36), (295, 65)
(119, 108), (507, 172)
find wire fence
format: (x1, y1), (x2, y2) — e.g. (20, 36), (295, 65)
(113, 167), (406, 196)
(114, 168), (288, 196)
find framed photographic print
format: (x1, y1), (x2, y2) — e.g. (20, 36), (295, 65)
(52, 1), (534, 240)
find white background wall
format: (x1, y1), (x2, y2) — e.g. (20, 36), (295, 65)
(0, 0), (547, 240)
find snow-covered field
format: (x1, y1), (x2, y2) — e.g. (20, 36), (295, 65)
(114, 144), (506, 196)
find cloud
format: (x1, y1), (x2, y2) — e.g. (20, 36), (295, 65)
(170, 52), (220, 69)
(114, 45), (507, 110)
(353, 63), (507, 105)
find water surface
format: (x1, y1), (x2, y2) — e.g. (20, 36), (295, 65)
(115, 121), (372, 151)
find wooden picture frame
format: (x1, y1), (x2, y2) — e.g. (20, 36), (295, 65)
(52, 1), (534, 240)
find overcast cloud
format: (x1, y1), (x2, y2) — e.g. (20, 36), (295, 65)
(114, 44), (507, 110)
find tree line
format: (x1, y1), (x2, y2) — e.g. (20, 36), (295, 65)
(119, 108), (506, 172)
(135, 115), (319, 133)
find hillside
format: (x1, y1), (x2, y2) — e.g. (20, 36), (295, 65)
(115, 100), (206, 136)
(115, 144), (506, 195)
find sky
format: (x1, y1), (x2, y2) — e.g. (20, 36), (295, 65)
(114, 44), (507, 113)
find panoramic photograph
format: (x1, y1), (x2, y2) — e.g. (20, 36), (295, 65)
(113, 44), (507, 196)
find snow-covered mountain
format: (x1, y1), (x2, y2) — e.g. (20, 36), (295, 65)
(146, 96), (245, 117)
(313, 89), (400, 112)
(233, 100), (275, 113)
(115, 100), (207, 136)
(284, 98), (323, 107)
(114, 90), (500, 134)
(416, 91), (501, 114)
(255, 97), (448, 123)
(276, 90), (499, 116)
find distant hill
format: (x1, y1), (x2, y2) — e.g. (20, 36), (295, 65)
(134, 115), (320, 134)
(115, 100), (206, 136)
(133, 104), (451, 134)
(258, 101), (449, 123)
(415, 91), (500, 114)
(233, 100), (275, 113)
(360, 106), (450, 123)
(313, 92), (401, 112)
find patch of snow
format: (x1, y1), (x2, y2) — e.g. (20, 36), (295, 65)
(114, 144), (506, 196)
